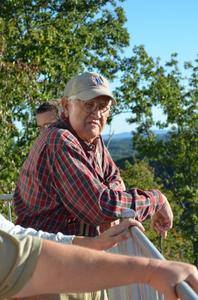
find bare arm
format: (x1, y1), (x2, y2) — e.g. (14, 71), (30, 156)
(16, 240), (198, 300)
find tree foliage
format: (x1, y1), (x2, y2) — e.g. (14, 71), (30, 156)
(0, 0), (129, 192)
(121, 159), (162, 190)
(116, 46), (198, 264)
(120, 159), (193, 262)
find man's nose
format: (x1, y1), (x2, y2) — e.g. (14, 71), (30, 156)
(91, 108), (103, 118)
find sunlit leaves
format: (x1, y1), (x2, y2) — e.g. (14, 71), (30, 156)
(0, 0), (129, 192)
(117, 45), (198, 264)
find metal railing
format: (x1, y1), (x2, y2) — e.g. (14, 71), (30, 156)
(0, 196), (197, 299)
(130, 226), (198, 300)
(0, 193), (14, 221)
(108, 209), (198, 300)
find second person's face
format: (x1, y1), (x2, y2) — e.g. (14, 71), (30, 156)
(36, 110), (58, 130)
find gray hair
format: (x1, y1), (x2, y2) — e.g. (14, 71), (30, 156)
(68, 96), (79, 101)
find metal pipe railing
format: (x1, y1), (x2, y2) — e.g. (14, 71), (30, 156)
(0, 193), (14, 221)
(121, 209), (198, 300)
(176, 281), (198, 300)
(130, 223), (198, 300)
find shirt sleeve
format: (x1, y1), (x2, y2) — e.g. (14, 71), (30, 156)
(0, 230), (41, 299)
(0, 214), (15, 231)
(50, 132), (165, 225)
(0, 214), (74, 245)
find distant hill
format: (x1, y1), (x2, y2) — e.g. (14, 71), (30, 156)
(103, 132), (133, 161)
(102, 131), (132, 141)
(103, 130), (168, 161)
(105, 137), (133, 161)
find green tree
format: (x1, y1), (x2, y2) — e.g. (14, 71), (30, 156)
(116, 46), (198, 264)
(121, 159), (162, 190)
(120, 159), (193, 262)
(0, 0), (129, 192)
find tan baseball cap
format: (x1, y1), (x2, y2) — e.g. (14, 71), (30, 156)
(63, 72), (116, 104)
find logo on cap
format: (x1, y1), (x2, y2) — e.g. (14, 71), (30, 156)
(91, 75), (107, 87)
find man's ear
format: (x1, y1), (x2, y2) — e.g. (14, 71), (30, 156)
(61, 96), (69, 116)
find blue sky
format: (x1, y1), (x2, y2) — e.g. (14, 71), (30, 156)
(103, 0), (198, 135)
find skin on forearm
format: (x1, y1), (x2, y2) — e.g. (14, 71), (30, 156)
(72, 236), (98, 249)
(15, 240), (198, 299)
(16, 240), (152, 297)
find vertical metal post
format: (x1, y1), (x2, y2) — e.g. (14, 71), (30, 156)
(8, 201), (12, 221)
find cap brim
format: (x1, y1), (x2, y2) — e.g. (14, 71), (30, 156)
(76, 88), (116, 105)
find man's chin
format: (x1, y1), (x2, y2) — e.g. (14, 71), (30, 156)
(84, 131), (101, 143)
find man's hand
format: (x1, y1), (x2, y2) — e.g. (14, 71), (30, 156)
(147, 259), (198, 300)
(151, 194), (173, 239)
(72, 218), (144, 250)
(93, 218), (145, 250)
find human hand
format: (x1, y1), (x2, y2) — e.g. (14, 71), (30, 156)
(93, 218), (145, 250)
(147, 259), (198, 300)
(151, 193), (173, 239)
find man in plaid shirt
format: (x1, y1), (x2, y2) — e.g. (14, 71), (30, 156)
(14, 71), (173, 238)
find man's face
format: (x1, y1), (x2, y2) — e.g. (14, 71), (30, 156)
(36, 110), (58, 130)
(62, 96), (112, 143)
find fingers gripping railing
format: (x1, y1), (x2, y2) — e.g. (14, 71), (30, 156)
(131, 226), (198, 300)
(0, 193), (14, 221)
(109, 220), (198, 300)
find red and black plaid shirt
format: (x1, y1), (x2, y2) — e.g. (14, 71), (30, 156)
(14, 115), (164, 236)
